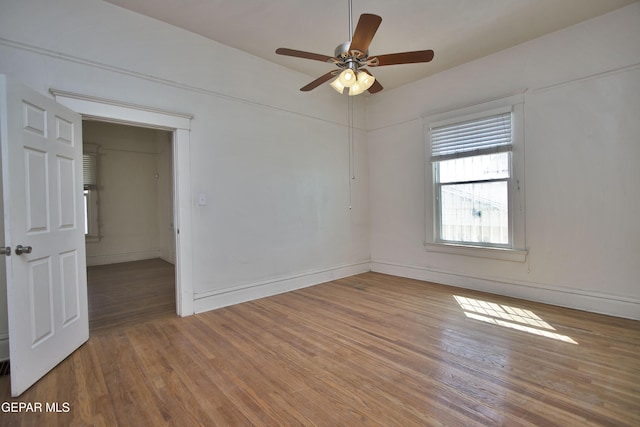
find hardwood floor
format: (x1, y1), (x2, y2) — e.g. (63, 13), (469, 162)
(87, 258), (176, 333)
(1, 272), (638, 426)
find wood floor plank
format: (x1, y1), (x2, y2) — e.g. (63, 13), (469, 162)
(1, 270), (638, 426)
(87, 258), (176, 333)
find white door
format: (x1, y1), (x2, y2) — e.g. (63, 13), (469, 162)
(0, 75), (88, 397)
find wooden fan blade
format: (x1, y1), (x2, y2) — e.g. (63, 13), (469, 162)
(276, 48), (335, 63)
(349, 14), (382, 55)
(370, 50), (434, 66)
(300, 71), (336, 91)
(361, 69), (383, 94)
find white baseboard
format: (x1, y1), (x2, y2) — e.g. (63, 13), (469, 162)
(194, 261), (371, 314)
(371, 260), (640, 321)
(86, 250), (161, 266)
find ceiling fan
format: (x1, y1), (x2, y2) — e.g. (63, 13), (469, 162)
(275, 2), (434, 95)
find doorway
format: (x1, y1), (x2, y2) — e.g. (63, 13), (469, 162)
(82, 121), (176, 332)
(51, 89), (194, 317)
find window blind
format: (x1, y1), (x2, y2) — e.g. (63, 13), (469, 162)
(83, 153), (97, 190)
(431, 111), (512, 162)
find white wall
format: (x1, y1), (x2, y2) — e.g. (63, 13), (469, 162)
(367, 4), (640, 319)
(0, 0), (371, 314)
(83, 121), (173, 266)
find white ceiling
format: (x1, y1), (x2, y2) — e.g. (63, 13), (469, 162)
(104, 0), (635, 92)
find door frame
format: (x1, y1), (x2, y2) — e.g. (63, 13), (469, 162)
(50, 89), (194, 316)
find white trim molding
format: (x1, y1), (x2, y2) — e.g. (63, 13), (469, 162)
(194, 261), (371, 314)
(371, 260), (640, 321)
(424, 242), (527, 262)
(49, 89), (192, 130)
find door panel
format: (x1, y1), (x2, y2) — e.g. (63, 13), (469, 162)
(60, 250), (80, 325)
(57, 155), (76, 230)
(55, 116), (74, 146)
(28, 257), (53, 346)
(25, 148), (50, 233)
(22, 102), (47, 136)
(0, 75), (88, 396)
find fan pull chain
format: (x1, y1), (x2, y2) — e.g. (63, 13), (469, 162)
(348, 94), (355, 210)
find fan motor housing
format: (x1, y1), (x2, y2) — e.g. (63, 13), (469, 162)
(335, 41), (368, 60)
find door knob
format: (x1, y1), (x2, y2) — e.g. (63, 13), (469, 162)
(0, 246), (10, 256)
(15, 245), (32, 255)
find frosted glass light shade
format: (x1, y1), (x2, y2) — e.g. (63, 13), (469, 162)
(349, 83), (366, 96)
(357, 71), (375, 89)
(331, 70), (376, 95)
(330, 78), (346, 94)
(348, 71), (376, 96)
(337, 69), (356, 87)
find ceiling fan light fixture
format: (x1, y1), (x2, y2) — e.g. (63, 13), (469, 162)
(348, 83), (365, 96)
(348, 71), (375, 96)
(330, 77), (347, 94)
(349, 71), (376, 95)
(349, 84), (366, 96)
(276, 4), (434, 94)
(337, 68), (357, 87)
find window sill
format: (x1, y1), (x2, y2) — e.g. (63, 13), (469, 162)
(424, 242), (527, 262)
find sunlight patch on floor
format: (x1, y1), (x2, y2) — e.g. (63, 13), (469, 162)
(454, 295), (578, 344)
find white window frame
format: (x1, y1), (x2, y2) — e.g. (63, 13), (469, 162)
(83, 143), (100, 242)
(424, 93), (527, 262)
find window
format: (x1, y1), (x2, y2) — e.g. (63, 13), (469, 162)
(434, 111), (511, 247)
(425, 94), (526, 261)
(83, 144), (100, 240)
